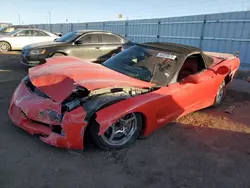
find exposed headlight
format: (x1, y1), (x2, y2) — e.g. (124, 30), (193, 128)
(29, 49), (46, 55)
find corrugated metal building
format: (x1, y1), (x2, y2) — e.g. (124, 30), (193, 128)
(30, 11), (250, 69)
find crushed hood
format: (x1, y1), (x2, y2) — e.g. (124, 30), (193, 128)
(29, 56), (154, 102)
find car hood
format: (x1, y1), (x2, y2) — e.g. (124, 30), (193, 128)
(29, 56), (154, 102)
(23, 41), (66, 49)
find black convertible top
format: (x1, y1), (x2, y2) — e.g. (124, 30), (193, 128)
(104, 42), (213, 86)
(140, 42), (201, 55)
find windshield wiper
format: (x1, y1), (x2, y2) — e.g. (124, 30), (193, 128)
(150, 64), (157, 83)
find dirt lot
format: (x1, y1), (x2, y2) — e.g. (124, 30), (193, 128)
(0, 53), (250, 188)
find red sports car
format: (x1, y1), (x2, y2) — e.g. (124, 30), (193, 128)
(9, 42), (240, 150)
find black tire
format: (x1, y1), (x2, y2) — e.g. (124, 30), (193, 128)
(0, 41), (11, 52)
(89, 113), (143, 150)
(213, 80), (226, 106)
(52, 53), (65, 57)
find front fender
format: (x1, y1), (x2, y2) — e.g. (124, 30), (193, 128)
(82, 93), (130, 121)
(95, 90), (165, 136)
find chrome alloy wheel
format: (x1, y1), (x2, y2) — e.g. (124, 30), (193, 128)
(216, 81), (225, 105)
(101, 113), (137, 146)
(0, 42), (10, 52)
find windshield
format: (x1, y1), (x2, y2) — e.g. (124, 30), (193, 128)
(103, 45), (178, 84)
(4, 29), (20, 36)
(0, 27), (6, 33)
(0, 27), (16, 34)
(55, 31), (82, 42)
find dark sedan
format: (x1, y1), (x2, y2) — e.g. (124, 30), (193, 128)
(21, 30), (133, 66)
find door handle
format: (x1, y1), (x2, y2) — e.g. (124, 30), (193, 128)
(95, 46), (100, 49)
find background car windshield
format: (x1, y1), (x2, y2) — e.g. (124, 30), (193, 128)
(0, 27), (16, 34)
(5, 30), (20, 36)
(103, 45), (177, 84)
(0, 27), (7, 34)
(55, 31), (82, 42)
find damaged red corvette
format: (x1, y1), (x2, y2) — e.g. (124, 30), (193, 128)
(9, 42), (240, 150)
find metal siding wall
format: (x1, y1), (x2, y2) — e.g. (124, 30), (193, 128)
(103, 21), (125, 36)
(202, 11), (250, 68)
(72, 23), (88, 30)
(86, 22), (103, 30)
(60, 24), (72, 34)
(127, 19), (158, 42)
(51, 24), (62, 33)
(31, 11), (250, 69)
(159, 15), (204, 48)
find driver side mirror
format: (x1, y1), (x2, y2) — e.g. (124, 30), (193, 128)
(182, 74), (202, 84)
(75, 40), (83, 45)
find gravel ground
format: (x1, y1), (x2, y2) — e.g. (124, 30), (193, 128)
(0, 53), (250, 188)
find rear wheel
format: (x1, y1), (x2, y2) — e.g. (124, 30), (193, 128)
(213, 81), (226, 106)
(89, 113), (142, 150)
(0, 42), (11, 52)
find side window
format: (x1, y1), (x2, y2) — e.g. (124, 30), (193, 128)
(33, 30), (49, 36)
(18, 30), (33, 36)
(101, 34), (122, 44)
(79, 34), (100, 44)
(177, 54), (206, 81)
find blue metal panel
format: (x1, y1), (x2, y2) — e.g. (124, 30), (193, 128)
(86, 22), (103, 30)
(104, 21), (125, 36)
(51, 24), (61, 33)
(73, 23), (88, 31)
(60, 24), (71, 34)
(30, 11), (250, 69)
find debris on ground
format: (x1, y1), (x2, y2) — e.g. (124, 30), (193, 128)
(225, 105), (236, 114)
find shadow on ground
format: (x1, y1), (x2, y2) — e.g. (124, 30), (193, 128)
(0, 54), (250, 188)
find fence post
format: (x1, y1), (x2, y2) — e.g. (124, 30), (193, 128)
(156, 20), (161, 42)
(70, 23), (74, 31)
(199, 15), (207, 48)
(60, 24), (63, 33)
(86, 23), (88, 30)
(102, 22), (105, 30)
(124, 21), (128, 37)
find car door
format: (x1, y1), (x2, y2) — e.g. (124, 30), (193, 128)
(176, 53), (217, 113)
(156, 58), (217, 125)
(70, 33), (102, 61)
(32, 30), (54, 43)
(10, 29), (34, 49)
(99, 33), (124, 61)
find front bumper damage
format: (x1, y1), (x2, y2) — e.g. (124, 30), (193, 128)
(8, 82), (88, 150)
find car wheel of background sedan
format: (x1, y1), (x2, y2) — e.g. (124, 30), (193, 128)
(0, 42), (11, 52)
(213, 81), (226, 106)
(89, 113), (142, 150)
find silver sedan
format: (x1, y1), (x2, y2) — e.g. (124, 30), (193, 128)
(0, 28), (58, 51)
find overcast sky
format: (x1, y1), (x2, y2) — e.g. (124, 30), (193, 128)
(1, 0), (250, 24)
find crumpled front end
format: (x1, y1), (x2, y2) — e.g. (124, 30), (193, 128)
(8, 79), (88, 150)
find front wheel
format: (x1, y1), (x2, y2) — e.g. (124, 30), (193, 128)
(213, 81), (226, 106)
(89, 113), (142, 150)
(0, 42), (11, 52)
